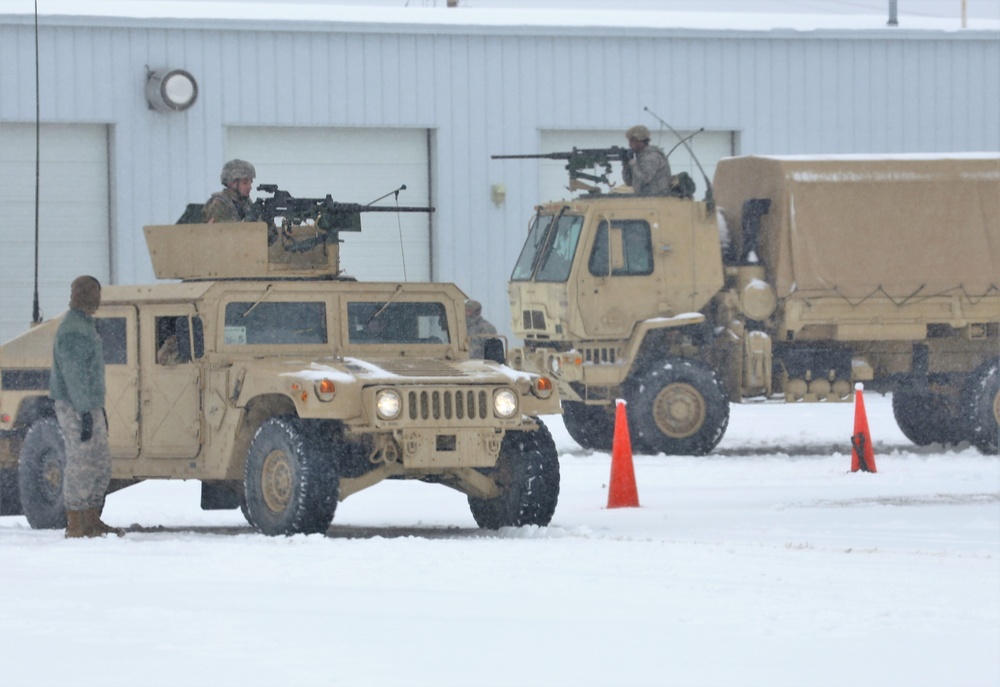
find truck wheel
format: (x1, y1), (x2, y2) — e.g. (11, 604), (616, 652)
(891, 391), (965, 446)
(964, 362), (1000, 455)
(17, 417), (68, 529)
(561, 401), (615, 451)
(626, 359), (729, 456)
(468, 419), (560, 529)
(243, 417), (339, 536)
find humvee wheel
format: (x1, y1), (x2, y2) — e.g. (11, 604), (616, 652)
(891, 391), (965, 446)
(468, 419), (560, 529)
(244, 417), (339, 535)
(964, 361), (1000, 455)
(17, 417), (68, 529)
(561, 401), (615, 451)
(626, 359), (729, 456)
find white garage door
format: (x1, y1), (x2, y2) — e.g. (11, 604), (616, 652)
(0, 123), (110, 343)
(228, 127), (431, 282)
(538, 128), (734, 205)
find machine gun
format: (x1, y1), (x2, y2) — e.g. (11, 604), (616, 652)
(492, 147), (634, 191)
(247, 184), (433, 252)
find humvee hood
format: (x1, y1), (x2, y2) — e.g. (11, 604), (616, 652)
(276, 357), (535, 385)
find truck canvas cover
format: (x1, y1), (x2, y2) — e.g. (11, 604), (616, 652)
(713, 154), (1000, 299)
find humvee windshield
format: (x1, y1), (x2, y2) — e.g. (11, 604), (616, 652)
(510, 211), (584, 283)
(224, 301), (327, 345)
(347, 301), (450, 345)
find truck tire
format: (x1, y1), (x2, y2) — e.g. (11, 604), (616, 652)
(243, 417), (339, 536)
(17, 417), (68, 529)
(561, 401), (615, 451)
(0, 465), (24, 516)
(626, 359), (729, 456)
(468, 419), (560, 529)
(891, 391), (967, 446)
(964, 361), (1000, 455)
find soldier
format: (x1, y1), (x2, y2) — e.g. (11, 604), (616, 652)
(465, 299), (497, 358)
(49, 276), (124, 538)
(622, 124), (672, 196)
(203, 158), (256, 223)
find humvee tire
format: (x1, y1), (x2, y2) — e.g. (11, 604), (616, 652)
(561, 401), (615, 451)
(468, 419), (560, 529)
(0, 466), (23, 516)
(891, 391), (965, 447)
(965, 360), (1000, 455)
(17, 417), (68, 529)
(243, 417), (339, 536)
(626, 359), (729, 456)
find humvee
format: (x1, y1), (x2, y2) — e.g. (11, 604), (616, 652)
(0, 191), (561, 534)
(504, 154), (1000, 456)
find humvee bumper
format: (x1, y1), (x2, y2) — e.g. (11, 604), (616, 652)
(398, 428), (502, 468)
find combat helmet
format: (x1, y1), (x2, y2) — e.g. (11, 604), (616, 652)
(625, 125), (651, 142)
(220, 159), (256, 186)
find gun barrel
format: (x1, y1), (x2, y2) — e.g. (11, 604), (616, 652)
(492, 153), (571, 160)
(357, 206), (435, 213)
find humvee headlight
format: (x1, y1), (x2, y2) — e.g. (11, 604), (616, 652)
(548, 355), (561, 374)
(315, 379), (336, 402)
(376, 389), (402, 420)
(493, 389), (518, 418)
(532, 376), (554, 399)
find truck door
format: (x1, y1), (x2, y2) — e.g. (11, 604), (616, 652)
(95, 306), (139, 458)
(576, 216), (663, 338)
(139, 305), (201, 459)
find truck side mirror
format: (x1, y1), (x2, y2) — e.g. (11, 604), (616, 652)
(483, 337), (505, 365)
(609, 226), (626, 273)
(174, 317), (193, 363)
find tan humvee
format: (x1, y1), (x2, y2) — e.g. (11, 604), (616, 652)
(0, 210), (561, 534)
(506, 154), (999, 456)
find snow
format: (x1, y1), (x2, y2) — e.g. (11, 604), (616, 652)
(4, 0), (1000, 32)
(2, 393), (998, 687)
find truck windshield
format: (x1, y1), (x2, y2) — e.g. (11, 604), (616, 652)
(347, 301), (450, 345)
(510, 211), (584, 283)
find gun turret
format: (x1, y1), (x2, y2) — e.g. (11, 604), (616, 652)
(492, 147), (634, 190)
(163, 185), (434, 280)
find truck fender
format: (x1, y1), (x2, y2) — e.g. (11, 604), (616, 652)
(623, 313), (707, 370)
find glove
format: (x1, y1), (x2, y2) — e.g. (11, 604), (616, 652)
(80, 412), (93, 442)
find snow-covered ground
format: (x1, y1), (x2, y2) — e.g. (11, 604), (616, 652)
(2, 393), (998, 687)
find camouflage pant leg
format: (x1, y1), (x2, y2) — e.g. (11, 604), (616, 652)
(54, 400), (111, 511)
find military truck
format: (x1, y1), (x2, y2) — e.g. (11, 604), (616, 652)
(0, 189), (561, 534)
(504, 153), (1000, 456)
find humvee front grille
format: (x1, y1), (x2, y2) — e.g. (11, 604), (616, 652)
(406, 388), (491, 422)
(581, 346), (619, 364)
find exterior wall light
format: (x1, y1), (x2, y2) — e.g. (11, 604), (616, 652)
(146, 68), (198, 112)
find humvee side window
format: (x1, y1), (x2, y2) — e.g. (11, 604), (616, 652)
(224, 302), (327, 345)
(95, 317), (127, 365)
(155, 316), (190, 365)
(347, 302), (450, 345)
(588, 220), (653, 277)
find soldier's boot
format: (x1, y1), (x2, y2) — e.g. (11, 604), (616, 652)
(65, 510), (89, 538)
(88, 507), (125, 537)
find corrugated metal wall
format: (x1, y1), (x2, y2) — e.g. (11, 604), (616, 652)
(1, 16), (998, 335)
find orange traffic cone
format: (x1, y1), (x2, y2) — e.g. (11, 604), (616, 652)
(850, 383), (877, 473)
(607, 399), (640, 508)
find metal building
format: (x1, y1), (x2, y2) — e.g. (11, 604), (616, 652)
(1, 3), (998, 341)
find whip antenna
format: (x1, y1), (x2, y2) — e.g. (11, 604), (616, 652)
(31, 0), (42, 325)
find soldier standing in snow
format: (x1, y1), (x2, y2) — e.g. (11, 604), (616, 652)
(465, 299), (497, 359)
(622, 124), (672, 196)
(50, 276), (124, 538)
(203, 158), (256, 222)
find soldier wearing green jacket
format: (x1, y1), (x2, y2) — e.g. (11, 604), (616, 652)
(203, 159), (256, 223)
(50, 275), (123, 538)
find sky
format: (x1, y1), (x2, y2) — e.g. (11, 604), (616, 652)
(2, 394), (998, 687)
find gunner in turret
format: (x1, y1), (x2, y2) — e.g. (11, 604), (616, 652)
(622, 125), (671, 196)
(203, 159), (256, 223)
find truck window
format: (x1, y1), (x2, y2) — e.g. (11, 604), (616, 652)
(224, 301), (327, 345)
(511, 213), (555, 281)
(95, 317), (127, 365)
(588, 220), (653, 276)
(347, 301), (450, 344)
